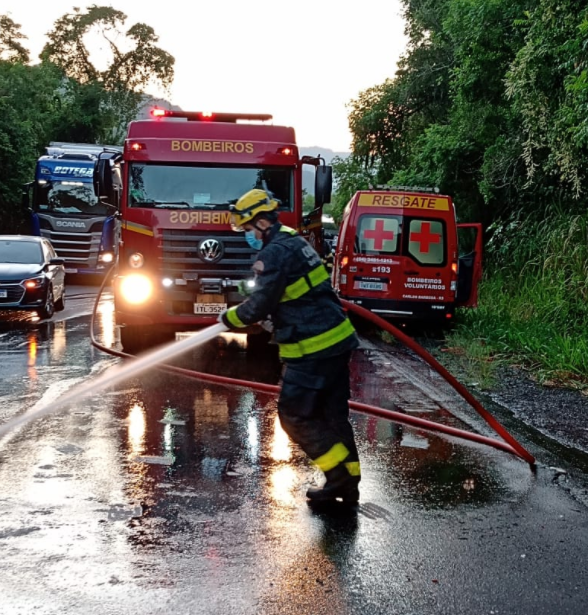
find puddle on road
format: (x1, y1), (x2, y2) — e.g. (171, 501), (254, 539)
(92, 341), (529, 536)
(348, 348), (529, 509)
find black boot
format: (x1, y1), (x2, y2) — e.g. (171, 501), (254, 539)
(306, 465), (360, 503)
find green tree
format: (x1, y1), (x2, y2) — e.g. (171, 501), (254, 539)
(0, 60), (64, 232)
(0, 15), (29, 63)
(0, 6), (175, 232)
(330, 155), (376, 223)
(506, 0), (588, 204)
(41, 5), (175, 142)
(340, 0), (535, 227)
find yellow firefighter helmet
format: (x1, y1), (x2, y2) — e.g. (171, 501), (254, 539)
(230, 189), (278, 230)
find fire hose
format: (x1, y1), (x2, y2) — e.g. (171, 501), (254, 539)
(88, 273), (535, 468)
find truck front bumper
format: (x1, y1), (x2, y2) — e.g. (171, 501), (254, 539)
(113, 273), (247, 327)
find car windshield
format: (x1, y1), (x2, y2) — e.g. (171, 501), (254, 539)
(128, 163), (294, 210)
(34, 181), (109, 216)
(0, 241), (43, 264)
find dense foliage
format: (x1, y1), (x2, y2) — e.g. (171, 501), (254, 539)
(0, 7), (174, 233)
(334, 0), (588, 227)
(336, 0), (588, 382)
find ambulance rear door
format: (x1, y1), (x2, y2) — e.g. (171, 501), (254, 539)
(398, 214), (454, 304)
(350, 211), (453, 305)
(455, 223), (483, 307)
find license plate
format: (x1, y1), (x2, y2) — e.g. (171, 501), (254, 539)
(194, 303), (227, 315)
(357, 281), (385, 291)
(65, 268), (78, 274)
(0, 290), (7, 298)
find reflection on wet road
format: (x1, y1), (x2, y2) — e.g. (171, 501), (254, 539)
(0, 289), (587, 614)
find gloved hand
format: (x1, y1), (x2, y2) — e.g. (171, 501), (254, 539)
(237, 279), (255, 297)
(259, 318), (274, 333)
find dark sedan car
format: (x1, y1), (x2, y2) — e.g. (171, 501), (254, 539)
(0, 235), (66, 320)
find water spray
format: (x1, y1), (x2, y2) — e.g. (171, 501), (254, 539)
(0, 322), (227, 440)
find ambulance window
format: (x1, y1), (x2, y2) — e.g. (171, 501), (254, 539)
(407, 219), (445, 265)
(356, 215), (400, 254)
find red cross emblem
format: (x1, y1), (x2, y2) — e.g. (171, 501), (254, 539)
(362, 219), (396, 250)
(410, 222), (441, 253)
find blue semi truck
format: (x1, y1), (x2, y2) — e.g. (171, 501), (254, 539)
(23, 142), (122, 275)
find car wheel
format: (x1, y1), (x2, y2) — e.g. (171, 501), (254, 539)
(39, 287), (55, 320)
(55, 288), (65, 312)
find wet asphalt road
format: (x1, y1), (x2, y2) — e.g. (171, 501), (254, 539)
(1, 284), (588, 614)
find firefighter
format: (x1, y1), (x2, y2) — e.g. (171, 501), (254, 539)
(322, 238), (335, 276)
(219, 188), (361, 503)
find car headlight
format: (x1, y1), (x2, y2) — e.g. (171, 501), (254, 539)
(23, 276), (45, 289)
(120, 274), (152, 304)
(129, 253), (144, 268)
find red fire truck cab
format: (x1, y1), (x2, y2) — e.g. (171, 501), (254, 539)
(332, 187), (482, 323)
(94, 109), (332, 351)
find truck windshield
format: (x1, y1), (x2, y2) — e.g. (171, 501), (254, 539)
(34, 181), (108, 216)
(128, 163), (294, 210)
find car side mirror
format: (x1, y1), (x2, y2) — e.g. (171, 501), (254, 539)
(49, 258), (65, 266)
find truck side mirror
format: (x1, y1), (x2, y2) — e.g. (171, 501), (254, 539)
(315, 165), (333, 209)
(22, 182), (33, 210)
(93, 157), (113, 200)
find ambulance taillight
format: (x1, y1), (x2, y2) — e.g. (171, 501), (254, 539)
(450, 260), (458, 294)
(337, 254), (350, 292)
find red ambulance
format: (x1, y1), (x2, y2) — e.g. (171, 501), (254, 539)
(332, 188), (482, 323)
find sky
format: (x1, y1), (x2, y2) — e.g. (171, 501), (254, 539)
(1, 0), (407, 151)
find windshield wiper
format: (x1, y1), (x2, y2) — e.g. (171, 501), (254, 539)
(195, 202), (232, 210)
(132, 201), (231, 210)
(132, 201), (192, 209)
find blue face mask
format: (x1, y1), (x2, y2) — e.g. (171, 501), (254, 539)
(245, 230), (263, 251)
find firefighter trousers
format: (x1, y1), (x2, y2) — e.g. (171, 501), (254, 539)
(277, 351), (360, 478)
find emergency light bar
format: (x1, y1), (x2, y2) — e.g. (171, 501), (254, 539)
(372, 185), (440, 194)
(150, 108), (273, 123)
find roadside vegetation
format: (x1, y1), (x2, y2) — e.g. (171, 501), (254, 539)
(448, 209), (588, 390)
(0, 7), (174, 234)
(332, 0), (588, 389)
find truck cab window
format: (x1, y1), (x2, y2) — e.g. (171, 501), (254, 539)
(128, 164), (294, 210)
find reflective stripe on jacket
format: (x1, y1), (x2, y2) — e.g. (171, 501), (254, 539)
(226, 223), (358, 361)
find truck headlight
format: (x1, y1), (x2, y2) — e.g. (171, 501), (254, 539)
(120, 274), (152, 304)
(99, 252), (114, 264)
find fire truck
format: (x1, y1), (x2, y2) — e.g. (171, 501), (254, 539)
(93, 109), (332, 352)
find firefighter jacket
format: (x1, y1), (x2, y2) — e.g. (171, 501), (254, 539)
(223, 223), (358, 362)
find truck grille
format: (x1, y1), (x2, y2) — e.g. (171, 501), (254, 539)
(39, 221), (104, 266)
(161, 229), (256, 277)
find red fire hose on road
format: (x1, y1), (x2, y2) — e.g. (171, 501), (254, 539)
(340, 300), (536, 466)
(91, 278), (536, 468)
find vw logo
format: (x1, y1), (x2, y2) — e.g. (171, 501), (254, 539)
(198, 238), (224, 263)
